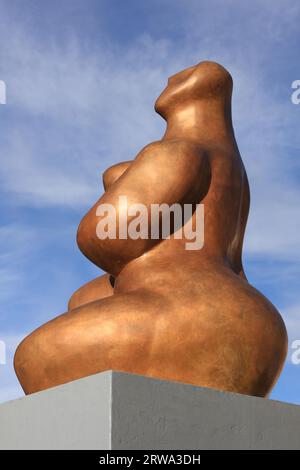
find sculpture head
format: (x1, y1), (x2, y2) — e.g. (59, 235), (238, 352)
(155, 61), (233, 120)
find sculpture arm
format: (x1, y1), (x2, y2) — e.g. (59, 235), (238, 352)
(77, 140), (211, 274)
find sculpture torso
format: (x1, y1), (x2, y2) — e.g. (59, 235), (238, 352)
(14, 61), (288, 397)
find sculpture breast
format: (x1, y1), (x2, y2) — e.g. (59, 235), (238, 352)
(14, 61), (288, 397)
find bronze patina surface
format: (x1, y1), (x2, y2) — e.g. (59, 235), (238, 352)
(14, 61), (287, 396)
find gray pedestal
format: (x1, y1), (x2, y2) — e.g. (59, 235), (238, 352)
(0, 371), (299, 449)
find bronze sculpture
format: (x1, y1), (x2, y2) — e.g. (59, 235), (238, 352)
(14, 61), (288, 397)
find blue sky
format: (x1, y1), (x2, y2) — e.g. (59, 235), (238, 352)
(0, 0), (300, 404)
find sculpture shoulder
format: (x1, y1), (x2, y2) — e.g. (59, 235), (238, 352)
(125, 140), (210, 196)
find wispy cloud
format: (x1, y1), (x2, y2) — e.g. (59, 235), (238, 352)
(1, 19), (169, 207)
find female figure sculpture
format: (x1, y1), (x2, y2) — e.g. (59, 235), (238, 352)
(14, 61), (287, 397)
